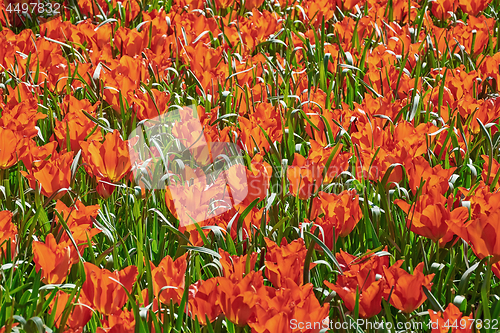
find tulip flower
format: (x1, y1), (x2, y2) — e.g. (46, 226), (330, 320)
(335, 248), (390, 276)
(22, 151), (74, 200)
(308, 140), (351, 183)
(219, 249), (258, 282)
(0, 98), (46, 139)
(244, 0), (264, 10)
(310, 190), (363, 246)
(383, 261), (435, 313)
(97, 309), (136, 333)
(152, 253), (188, 305)
(231, 153), (271, 209)
(250, 278), (330, 333)
(288, 153), (323, 200)
(53, 109), (103, 152)
(217, 271), (270, 327)
(165, 176), (227, 227)
(431, 0), (458, 20)
(55, 200), (100, 230)
(458, 182), (500, 218)
(49, 291), (92, 329)
(324, 254), (387, 318)
(395, 185), (469, 244)
(0, 128), (26, 169)
(481, 155), (500, 190)
(0, 211), (17, 260)
(264, 237), (315, 288)
(33, 234), (72, 284)
(238, 103), (282, 156)
(188, 278), (221, 325)
(130, 89), (170, 121)
(428, 303), (474, 333)
(458, 0), (493, 15)
(449, 209), (500, 262)
(19, 141), (58, 174)
(404, 156), (456, 195)
(81, 262), (138, 315)
(492, 262), (500, 279)
(55, 201), (102, 255)
(81, 130), (131, 198)
(0, 324), (19, 333)
(81, 130), (132, 183)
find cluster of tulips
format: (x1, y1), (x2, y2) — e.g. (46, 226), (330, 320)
(1, 0), (500, 331)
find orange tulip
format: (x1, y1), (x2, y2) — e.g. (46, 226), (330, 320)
(308, 140), (351, 183)
(217, 271), (270, 327)
(58, 95), (100, 118)
(395, 185), (469, 244)
(101, 72), (139, 114)
(335, 248), (390, 277)
(81, 262), (138, 315)
(49, 291), (92, 329)
(449, 209), (500, 262)
(152, 253), (188, 305)
(238, 103), (282, 156)
(81, 130), (131, 198)
(165, 175), (227, 227)
(130, 89), (170, 121)
(250, 278), (330, 333)
(33, 233), (72, 284)
(325, 274), (385, 319)
(188, 278), (221, 325)
(19, 140), (58, 174)
(0, 324), (19, 333)
(264, 237), (315, 288)
(232, 153), (272, 209)
(493, 262), (500, 279)
(244, 0), (264, 10)
(237, 10), (282, 52)
(0, 211), (17, 260)
(481, 155), (500, 190)
(0, 98), (46, 139)
(53, 109), (103, 152)
(81, 130), (131, 183)
(304, 105), (346, 147)
(404, 156), (456, 195)
(0, 128), (26, 169)
(301, 0), (335, 27)
(324, 251), (389, 318)
(179, 44), (225, 97)
(451, 16), (496, 58)
(310, 190), (363, 246)
(428, 303), (474, 333)
(113, 27), (148, 57)
(431, 0), (458, 20)
(219, 249), (258, 282)
(287, 154), (323, 200)
(97, 309), (136, 333)
(55, 201), (101, 258)
(213, 0), (236, 9)
(457, 182), (500, 218)
(383, 261), (435, 313)
(55, 200), (100, 230)
(22, 151), (74, 200)
(458, 0), (492, 15)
